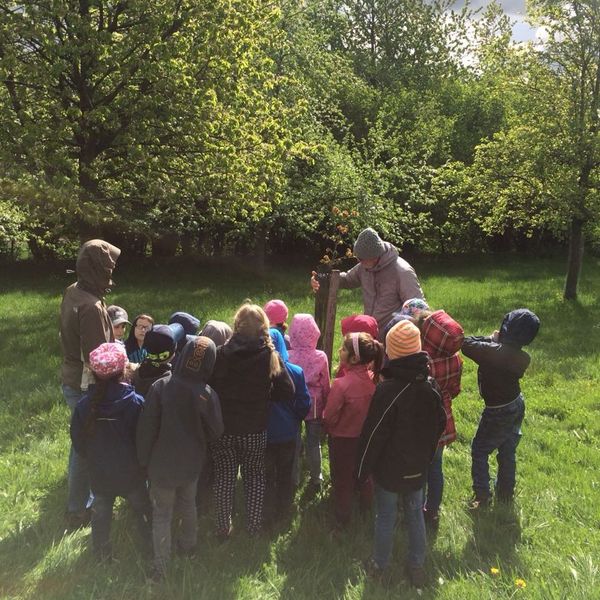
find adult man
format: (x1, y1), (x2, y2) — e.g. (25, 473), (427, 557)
(311, 228), (424, 340)
(60, 239), (121, 527)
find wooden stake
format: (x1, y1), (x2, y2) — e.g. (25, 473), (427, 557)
(314, 269), (340, 374)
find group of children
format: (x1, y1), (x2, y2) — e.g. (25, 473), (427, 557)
(72, 297), (540, 587)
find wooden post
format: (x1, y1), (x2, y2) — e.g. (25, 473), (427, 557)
(314, 269), (340, 373)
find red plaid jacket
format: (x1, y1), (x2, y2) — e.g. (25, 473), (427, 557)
(422, 310), (464, 446)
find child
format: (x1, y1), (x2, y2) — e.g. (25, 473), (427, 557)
(288, 314), (330, 490)
(462, 308), (540, 507)
(70, 343), (151, 561)
(357, 321), (446, 587)
(264, 329), (311, 526)
(209, 303), (294, 538)
(335, 315), (379, 378)
(137, 336), (224, 581)
(323, 332), (384, 529)
(107, 305), (130, 343)
(419, 309), (463, 528)
(264, 299), (290, 349)
(132, 324), (182, 397)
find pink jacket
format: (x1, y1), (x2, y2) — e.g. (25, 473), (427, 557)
(288, 314), (330, 421)
(323, 363), (375, 437)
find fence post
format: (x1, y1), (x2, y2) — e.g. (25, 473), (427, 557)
(314, 269), (340, 373)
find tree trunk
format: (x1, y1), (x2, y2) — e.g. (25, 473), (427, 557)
(563, 217), (584, 300)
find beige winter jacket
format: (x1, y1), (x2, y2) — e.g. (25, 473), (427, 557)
(339, 243), (424, 340)
(60, 240), (120, 390)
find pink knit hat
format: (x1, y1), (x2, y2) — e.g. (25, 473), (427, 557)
(89, 343), (128, 379)
(263, 299), (289, 325)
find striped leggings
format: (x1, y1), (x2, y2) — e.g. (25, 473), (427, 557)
(211, 432), (267, 535)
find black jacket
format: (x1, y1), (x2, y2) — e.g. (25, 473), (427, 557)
(461, 336), (530, 407)
(136, 336), (224, 487)
(356, 352), (446, 492)
(210, 334), (294, 434)
(71, 381), (145, 496)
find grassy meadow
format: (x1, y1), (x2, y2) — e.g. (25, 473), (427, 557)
(0, 254), (599, 600)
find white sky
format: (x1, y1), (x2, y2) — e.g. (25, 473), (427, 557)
(451, 0), (537, 41)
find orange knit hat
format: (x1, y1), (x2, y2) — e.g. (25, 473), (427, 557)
(386, 320), (422, 359)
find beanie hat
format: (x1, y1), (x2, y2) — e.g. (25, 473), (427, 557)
(264, 299), (288, 325)
(353, 228), (386, 260)
(400, 298), (430, 318)
(169, 311), (201, 336)
(89, 342), (127, 379)
(386, 320), (422, 360)
(107, 305), (130, 326)
(341, 314), (379, 339)
(499, 308), (540, 347)
(143, 324), (176, 363)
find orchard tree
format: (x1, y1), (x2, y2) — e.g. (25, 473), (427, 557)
(0, 1), (292, 254)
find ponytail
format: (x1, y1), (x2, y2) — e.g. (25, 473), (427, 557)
(83, 374), (121, 436)
(233, 302), (281, 378)
(343, 332), (385, 380)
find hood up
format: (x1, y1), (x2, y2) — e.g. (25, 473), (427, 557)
(200, 320), (233, 347)
(422, 310), (464, 358)
(76, 239), (121, 297)
(499, 308), (540, 348)
(289, 314), (320, 350)
(169, 311), (201, 336)
(366, 242), (398, 273)
(173, 335), (216, 385)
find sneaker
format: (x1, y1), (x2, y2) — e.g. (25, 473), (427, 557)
(468, 493), (491, 510)
(407, 564), (427, 588)
(215, 524), (233, 543)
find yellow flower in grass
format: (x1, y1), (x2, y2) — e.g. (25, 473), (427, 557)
(490, 567), (500, 576)
(515, 578), (527, 589)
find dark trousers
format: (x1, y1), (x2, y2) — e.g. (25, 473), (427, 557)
(212, 432), (267, 535)
(328, 436), (373, 526)
(471, 395), (525, 498)
(265, 440), (296, 523)
(91, 483), (152, 559)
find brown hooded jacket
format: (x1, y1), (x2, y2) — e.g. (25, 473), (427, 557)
(60, 239), (121, 390)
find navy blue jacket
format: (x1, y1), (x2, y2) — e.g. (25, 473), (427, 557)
(267, 329), (310, 444)
(70, 381), (145, 496)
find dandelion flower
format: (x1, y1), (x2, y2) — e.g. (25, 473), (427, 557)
(515, 578), (527, 589)
(490, 567), (500, 576)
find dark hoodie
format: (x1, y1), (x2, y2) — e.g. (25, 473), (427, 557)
(356, 352), (446, 492)
(462, 309), (540, 407)
(70, 381), (145, 496)
(210, 333), (294, 435)
(60, 240), (121, 390)
(136, 336), (224, 488)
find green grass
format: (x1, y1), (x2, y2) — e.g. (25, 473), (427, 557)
(0, 254), (599, 599)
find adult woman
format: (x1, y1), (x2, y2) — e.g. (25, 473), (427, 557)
(125, 314), (154, 363)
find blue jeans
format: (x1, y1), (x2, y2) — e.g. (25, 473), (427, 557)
(91, 483), (152, 559)
(62, 384), (93, 513)
(471, 395), (525, 497)
(425, 446), (444, 513)
(373, 484), (426, 569)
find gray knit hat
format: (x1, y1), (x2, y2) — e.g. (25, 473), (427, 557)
(353, 228), (386, 260)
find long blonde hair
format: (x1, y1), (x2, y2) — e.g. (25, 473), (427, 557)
(233, 303), (282, 378)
